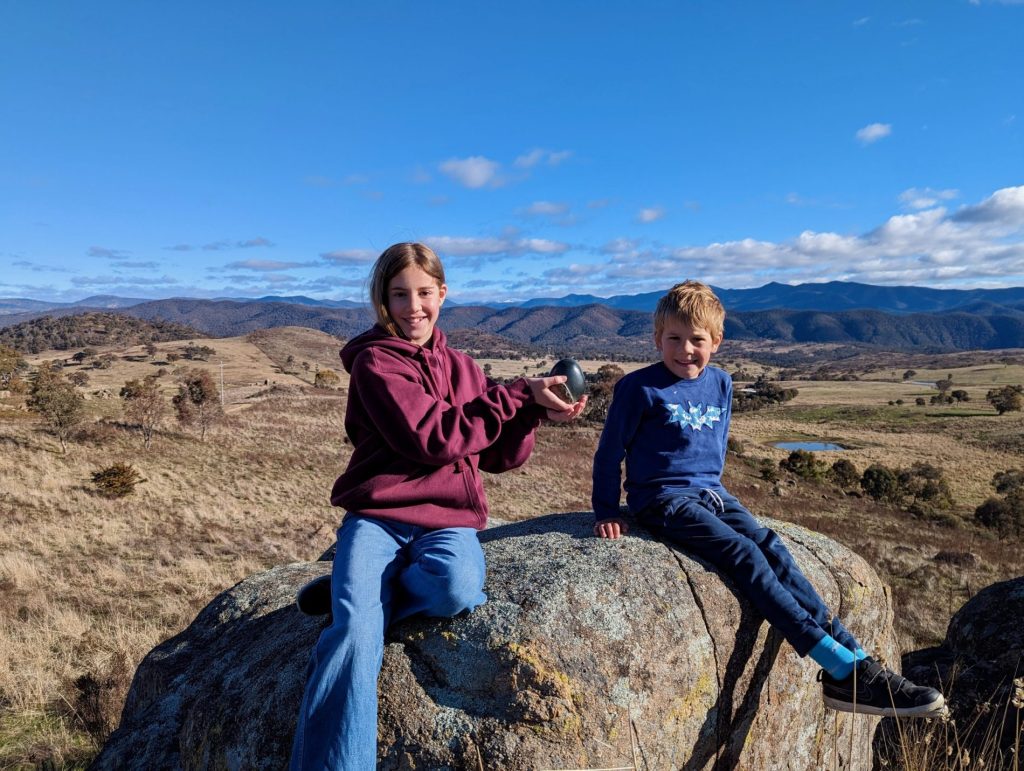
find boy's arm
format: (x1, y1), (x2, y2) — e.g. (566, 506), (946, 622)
(591, 377), (643, 531)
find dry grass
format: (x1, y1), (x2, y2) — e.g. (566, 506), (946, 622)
(0, 332), (1022, 767)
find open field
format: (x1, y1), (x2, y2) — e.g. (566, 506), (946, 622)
(1, 328), (1022, 767)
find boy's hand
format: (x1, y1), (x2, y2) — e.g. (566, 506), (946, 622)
(593, 518), (629, 539)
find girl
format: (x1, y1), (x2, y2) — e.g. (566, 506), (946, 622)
(290, 242), (585, 769)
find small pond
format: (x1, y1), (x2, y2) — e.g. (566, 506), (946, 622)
(774, 441), (846, 452)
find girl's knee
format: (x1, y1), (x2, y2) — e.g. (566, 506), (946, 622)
(409, 554), (485, 616)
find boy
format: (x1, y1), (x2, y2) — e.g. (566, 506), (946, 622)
(591, 280), (944, 717)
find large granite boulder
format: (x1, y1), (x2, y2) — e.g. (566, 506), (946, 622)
(93, 513), (897, 770)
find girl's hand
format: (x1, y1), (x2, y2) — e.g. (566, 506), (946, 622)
(526, 376), (586, 421)
(594, 518), (629, 539)
(546, 394), (587, 423)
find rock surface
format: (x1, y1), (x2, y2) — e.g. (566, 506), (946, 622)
(93, 513), (897, 770)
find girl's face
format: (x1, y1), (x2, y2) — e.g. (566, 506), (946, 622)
(387, 264), (447, 346)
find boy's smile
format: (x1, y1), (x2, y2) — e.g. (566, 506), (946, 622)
(655, 317), (721, 380)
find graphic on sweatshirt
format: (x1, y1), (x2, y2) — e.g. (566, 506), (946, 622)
(667, 402), (723, 431)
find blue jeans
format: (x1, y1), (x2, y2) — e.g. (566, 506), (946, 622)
(638, 489), (861, 657)
(290, 515), (487, 770)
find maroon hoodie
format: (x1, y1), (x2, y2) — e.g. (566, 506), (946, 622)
(330, 325), (545, 530)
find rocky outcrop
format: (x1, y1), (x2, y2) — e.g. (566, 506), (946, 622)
(93, 513), (897, 770)
(896, 576), (1024, 763)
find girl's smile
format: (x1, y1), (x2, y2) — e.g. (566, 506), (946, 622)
(387, 265), (447, 346)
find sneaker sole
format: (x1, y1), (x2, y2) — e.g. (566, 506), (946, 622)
(823, 694), (947, 718)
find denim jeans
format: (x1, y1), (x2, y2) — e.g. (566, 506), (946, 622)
(289, 515), (487, 770)
(638, 488), (861, 657)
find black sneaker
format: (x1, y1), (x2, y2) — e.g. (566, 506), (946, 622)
(296, 574), (332, 616)
(820, 657), (946, 717)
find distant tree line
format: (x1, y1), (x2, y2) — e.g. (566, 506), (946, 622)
(0, 312), (202, 354)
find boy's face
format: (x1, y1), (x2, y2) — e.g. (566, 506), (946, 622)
(654, 317), (721, 380)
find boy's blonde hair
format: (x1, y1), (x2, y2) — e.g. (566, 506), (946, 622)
(653, 280), (725, 341)
(368, 242), (446, 338)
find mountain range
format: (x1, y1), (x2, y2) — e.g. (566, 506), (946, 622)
(3, 281), (1024, 354)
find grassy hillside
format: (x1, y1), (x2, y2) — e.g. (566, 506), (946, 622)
(0, 328), (1022, 767)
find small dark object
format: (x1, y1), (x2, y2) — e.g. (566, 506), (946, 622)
(549, 358), (586, 403)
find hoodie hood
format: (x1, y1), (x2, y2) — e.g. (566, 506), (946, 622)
(340, 324), (446, 374)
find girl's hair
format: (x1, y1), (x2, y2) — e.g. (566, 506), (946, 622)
(368, 242), (446, 338)
(653, 280), (726, 341)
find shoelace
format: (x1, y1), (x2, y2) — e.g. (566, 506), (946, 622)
(863, 660), (911, 694)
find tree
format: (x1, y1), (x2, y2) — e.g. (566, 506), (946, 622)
(0, 344), (27, 389)
(897, 462), (953, 510)
(861, 463), (902, 505)
(902, 370), (917, 381)
(172, 369), (223, 441)
(182, 343), (216, 361)
(121, 375), (166, 447)
(934, 378), (954, 394)
(950, 389), (970, 404)
(28, 363), (85, 452)
(314, 369), (341, 389)
(144, 341), (158, 358)
(986, 385), (1024, 415)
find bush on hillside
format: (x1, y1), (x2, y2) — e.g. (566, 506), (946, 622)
(827, 458), (860, 489)
(313, 369), (341, 389)
(861, 463), (902, 505)
(986, 384), (1023, 415)
(90, 463), (145, 499)
(779, 449), (827, 482)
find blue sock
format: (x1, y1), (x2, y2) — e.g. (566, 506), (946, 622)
(808, 635), (857, 679)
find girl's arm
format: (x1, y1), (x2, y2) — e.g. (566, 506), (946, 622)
(354, 347), (537, 466)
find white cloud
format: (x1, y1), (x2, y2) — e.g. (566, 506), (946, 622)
(514, 148), (572, 168)
(560, 185), (1024, 296)
(87, 246), (130, 258)
(899, 187), (959, 210)
(853, 16), (870, 26)
(439, 156), (501, 188)
(522, 201), (570, 217)
(855, 123), (892, 144)
(320, 249), (378, 265)
(423, 235), (569, 258)
(224, 259), (311, 271)
(637, 207), (665, 223)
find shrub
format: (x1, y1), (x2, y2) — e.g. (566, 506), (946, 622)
(974, 495), (1024, 539)
(90, 463), (145, 499)
(727, 436), (745, 456)
(779, 449), (827, 482)
(986, 384), (1024, 415)
(828, 458), (860, 489)
(314, 369), (341, 389)
(758, 458), (780, 484)
(915, 397), (926, 406)
(861, 463), (902, 504)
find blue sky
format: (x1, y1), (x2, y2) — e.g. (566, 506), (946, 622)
(2, 1), (1022, 304)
